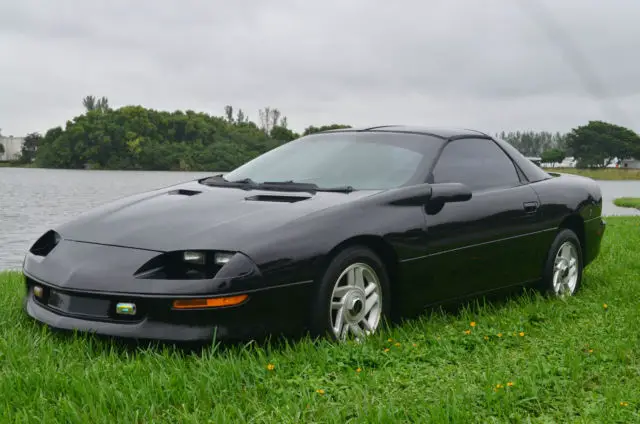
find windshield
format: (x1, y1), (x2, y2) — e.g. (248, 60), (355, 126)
(223, 131), (444, 190)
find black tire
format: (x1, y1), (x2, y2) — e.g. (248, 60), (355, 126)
(540, 228), (584, 297)
(309, 246), (391, 341)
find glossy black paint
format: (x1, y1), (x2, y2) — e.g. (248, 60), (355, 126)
(22, 126), (606, 342)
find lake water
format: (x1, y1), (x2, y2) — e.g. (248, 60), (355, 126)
(1, 168), (639, 270)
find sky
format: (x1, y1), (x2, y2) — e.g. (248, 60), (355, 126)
(1, 0), (639, 137)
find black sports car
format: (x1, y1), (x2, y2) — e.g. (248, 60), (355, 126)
(22, 126), (606, 342)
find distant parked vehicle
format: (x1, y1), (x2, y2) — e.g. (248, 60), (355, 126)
(22, 126), (606, 343)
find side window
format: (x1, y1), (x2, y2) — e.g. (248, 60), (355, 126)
(432, 138), (521, 191)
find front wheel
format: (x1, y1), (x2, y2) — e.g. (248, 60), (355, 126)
(541, 229), (583, 297)
(310, 246), (391, 341)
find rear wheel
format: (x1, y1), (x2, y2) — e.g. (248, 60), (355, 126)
(541, 229), (583, 297)
(310, 246), (391, 341)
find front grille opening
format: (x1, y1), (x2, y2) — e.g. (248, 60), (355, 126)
(26, 278), (145, 323)
(168, 189), (202, 196)
(245, 194), (310, 203)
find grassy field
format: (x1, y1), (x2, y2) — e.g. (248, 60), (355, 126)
(1, 217), (640, 423)
(614, 197), (640, 210)
(544, 167), (640, 180)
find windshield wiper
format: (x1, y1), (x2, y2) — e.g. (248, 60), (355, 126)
(201, 177), (354, 193)
(261, 180), (355, 193)
(200, 175), (258, 189)
(315, 186), (355, 193)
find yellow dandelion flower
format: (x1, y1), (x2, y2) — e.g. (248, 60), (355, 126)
(388, 338), (393, 342)
(394, 342), (401, 347)
(507, 382), (514, 387)
(497, 333), (503, 338)
(470, 321), (476, 327)
(356, 368), (362, 373)
(464, 329), (471, 335)
(588, 349), (594, 353)
(266, 363), (275, 371)
(496, 384), (503, 389)
(603, 303), (608, 309)
(620, 401), (629, 407)
(384, 348), (390, 352)
(519, 332), (525, 337)
(316, 389), (325, 395)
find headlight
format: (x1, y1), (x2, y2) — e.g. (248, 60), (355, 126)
(183, 251), (234, 266)
(135, 250), (242, 280)
(183, 251), (206, 265)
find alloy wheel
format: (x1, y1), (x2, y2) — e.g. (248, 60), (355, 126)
(329, 262), (382, 341)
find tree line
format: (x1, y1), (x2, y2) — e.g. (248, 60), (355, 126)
(6, 96), (640, 170)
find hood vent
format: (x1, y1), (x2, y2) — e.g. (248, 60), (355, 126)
(245, 194), (311, 203)
(168, 189), (202, 196)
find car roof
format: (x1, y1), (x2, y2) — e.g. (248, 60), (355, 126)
(320, 125), (492, 140)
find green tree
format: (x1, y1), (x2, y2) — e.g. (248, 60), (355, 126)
(270, 125), (298, 142)
(497, 131), (567, 156)
(35, 105), (280, 171)
(303, 124), (352, 136)
(540, 148), (566, 165)
(0, 142), (4, 157)
(20, 132), (42, 163)
(224, 105), (234, 123)
(258, 107), (282, 135)
(83, 95), (110, 112)
(566, 121), (640, 168)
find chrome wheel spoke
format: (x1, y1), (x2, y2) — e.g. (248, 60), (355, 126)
(333, 286), (351, 298)
(340, 322), (349, 340)
(351, 323), (365, 338)
(364, 282), (376, 296)
(364, 292), (379, 315)
(354, 267), (366, 290)
(346, 268), (357, 287)
(360, 318), (373, 332)
(333, 308), (344, 332)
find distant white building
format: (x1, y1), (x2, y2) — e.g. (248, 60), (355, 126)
(0, 136), (24, 161)
(542, 156), (577, 168)
(619, 158), (640, 169)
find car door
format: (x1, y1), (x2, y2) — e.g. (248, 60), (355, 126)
(421, 137), (545, 303)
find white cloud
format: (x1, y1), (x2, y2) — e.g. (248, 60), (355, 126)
(1, 0), (638, 136)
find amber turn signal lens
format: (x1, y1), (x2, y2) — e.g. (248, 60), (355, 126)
(172, 294), (248, 309)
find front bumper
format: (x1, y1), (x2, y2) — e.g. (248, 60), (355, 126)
(23, 274), (314, 342)
(21, 238), (315, 342)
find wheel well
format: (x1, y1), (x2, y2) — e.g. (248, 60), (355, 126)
(559, 214), (586, 257)
(325, 235), (399, 289)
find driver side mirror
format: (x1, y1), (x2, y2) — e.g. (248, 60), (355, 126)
(426, 182), (472, 214)
(429, 182), (472, 203)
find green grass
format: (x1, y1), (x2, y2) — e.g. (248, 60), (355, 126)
(544, 167), (640, 180)
(2, 217), (640, 423)
(0, 161), (34, 168)
(614, 197), (640, 210)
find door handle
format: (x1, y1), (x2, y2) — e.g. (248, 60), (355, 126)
(523, 201), (539, 213)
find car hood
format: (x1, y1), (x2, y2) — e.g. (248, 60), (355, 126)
(56, 180), (379, 252)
